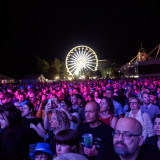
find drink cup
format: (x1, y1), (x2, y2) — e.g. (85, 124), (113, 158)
(84, 134), (93, 148)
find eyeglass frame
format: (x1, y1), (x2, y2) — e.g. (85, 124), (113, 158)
(112, 130), (141, 140)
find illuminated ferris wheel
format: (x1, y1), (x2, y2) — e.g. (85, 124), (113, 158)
(66, 45), (98, 76)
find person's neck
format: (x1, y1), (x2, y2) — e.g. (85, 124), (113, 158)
(26, 114), (33, 119)
(100, 110), (110, 118)
(120, 149), (140, 160)
(144, 103), (150, 107)
(72, 104), (79, 109)
(132, 109), (139, 117)
(89, 119), (101, 128)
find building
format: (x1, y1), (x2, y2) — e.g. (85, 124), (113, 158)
(118, 44), (160, 78)
(0, 74), (15, 83)
(21, 74), (46, 84)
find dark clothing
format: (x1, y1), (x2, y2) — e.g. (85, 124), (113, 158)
(79, 121), (114, 160)
(97, 144), (160, 160)
(44, 130), (56, 154)
(22, 117), (44, 144)
(95, 141), (115, 160)
(72, 105), (85, 121)
(154, 100), (160, 109)
(0, 128), (29, 160)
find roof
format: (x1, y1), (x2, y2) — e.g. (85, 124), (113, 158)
(0, 74), (15, 80)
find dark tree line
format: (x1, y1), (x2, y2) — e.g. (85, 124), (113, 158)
(0, 52), (66, 80)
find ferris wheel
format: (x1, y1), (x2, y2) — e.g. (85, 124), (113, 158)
(66, 45), (98, 76)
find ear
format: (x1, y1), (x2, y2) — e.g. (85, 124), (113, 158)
(138, 135), (144, 146)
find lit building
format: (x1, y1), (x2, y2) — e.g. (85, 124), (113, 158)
(118, 44), (160, 78)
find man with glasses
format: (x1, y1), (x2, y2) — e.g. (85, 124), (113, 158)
(112, 117), (159, 160)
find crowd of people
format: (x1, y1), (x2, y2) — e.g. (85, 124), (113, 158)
(0, 77), (160, 160)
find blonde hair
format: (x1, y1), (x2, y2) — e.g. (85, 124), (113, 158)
(52, 109), (70, 131)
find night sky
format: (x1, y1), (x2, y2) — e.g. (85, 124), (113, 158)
(1, 0), (160, 77)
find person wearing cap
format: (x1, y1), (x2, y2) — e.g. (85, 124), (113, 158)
(30, 143), (53, 160)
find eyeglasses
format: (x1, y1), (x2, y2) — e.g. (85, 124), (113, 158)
(112, 130), (141, 140)
(129, 102), (138, 105)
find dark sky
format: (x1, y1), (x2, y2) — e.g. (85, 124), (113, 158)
(1, 0), (160, 67)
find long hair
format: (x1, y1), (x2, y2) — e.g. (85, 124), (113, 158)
(0, 103), (28, 160)
(0, 103), (22, 132)
(102, 97), (114, 115)
(52, 109), (70, 131)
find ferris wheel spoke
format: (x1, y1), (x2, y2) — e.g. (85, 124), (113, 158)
(71, 53), (79, 59)
(67, 60), (77, 63)
(83, 50), (88, 59)
(88, 56), (97, 60)
(82, 48), (87, 59)
(70, 56), (78, 61)
(86, 65), (95, 71)
(70, 65), (78, 74)
(85, 52), (94, 59)
(68, 65), (77, 71)
(67, 63), (77, 67)
(87, 63), (96, 67)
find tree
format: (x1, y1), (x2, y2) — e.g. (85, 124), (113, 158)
(60, 62), (69, 79)
(49, 58), (62, 79)
(103, 67), (114, 78)
(41, 59), (50, 77)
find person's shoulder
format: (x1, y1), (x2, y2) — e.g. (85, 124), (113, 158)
(72, 112), (79, 117)
(99, 121), (114, 131)
(138, 144), (160, 160)
(80, 122), (89, 128)
(151, 103), (160, 109)
(35, 117), (43, 122)
(113, 100), (122, 106)
(22, 116), (26, 120)
(79, 122), (90, 135)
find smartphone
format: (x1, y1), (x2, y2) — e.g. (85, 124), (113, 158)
(47, 99), (52, 106)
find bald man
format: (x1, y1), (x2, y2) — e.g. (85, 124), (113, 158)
(112, 117), (159, 160)
(79, 101), (113, 160)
